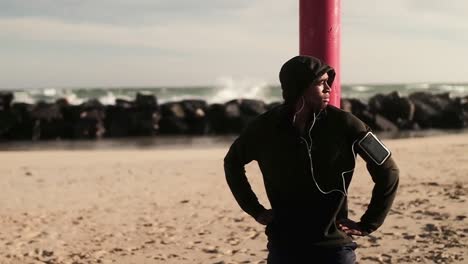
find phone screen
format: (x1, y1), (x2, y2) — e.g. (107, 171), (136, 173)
(358, 132), (391, 165)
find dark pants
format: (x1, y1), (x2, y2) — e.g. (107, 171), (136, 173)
(266, 242), (357, 264)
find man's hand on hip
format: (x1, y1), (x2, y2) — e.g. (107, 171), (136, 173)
(337, 218), (368, 236)
(255, 209), (273, 225)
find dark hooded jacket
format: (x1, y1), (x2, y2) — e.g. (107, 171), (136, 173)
(224, 105), (399, 248)
(224, 56), (399, 249)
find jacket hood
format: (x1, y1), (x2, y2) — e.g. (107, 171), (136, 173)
(279, 55), (336, 105)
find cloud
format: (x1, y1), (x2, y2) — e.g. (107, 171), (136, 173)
(344, 0), (468, 42)
(0, 16), (294, 57)
(341, 0), (468, 83)
(0, 0), (253, 25)
(0, 0), (298, 54)
(0, 0), (466, 88)
(0, 1), (299, 87)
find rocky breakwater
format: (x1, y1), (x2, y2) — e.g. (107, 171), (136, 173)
(0, 91), (467, 141)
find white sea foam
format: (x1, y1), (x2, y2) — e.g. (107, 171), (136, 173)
(350, 85), (371, 92)
(43, 88), (57, 96)
(98, 91), (119, 105)
(11, 91), (36, 104)
(405, 83), (430, 90)
(439, 84), (467, 94)
(64, 92), (84, 105)
(210, 76), (270, 104)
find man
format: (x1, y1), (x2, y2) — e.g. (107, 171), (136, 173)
(224, 55), (399, 263)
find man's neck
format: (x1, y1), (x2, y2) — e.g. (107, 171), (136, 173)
(293, 107), (321, 136)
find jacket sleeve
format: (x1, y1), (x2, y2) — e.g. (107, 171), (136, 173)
(358, 155), (399, 233)
(347, 113), (400, 234)
(224, 123), (266, 220)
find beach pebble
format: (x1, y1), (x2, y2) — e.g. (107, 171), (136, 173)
(42, 249), (54, 257)
(424, 223), (440, 232)
(402, 233), (416, 240)
(202, 246), (219, 254)
(92, 250), (107, 258)
(248, 231), (260, 240)
(361, 255), (385, 263)
(226, 237), (240, 246)
(358, 241), (371, 248)
(110, 247), (124, 253)
(239, 248), (249, 253)
(455, 215), (466, 221)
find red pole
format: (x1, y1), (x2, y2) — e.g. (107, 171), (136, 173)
(300, 0), (341, 107)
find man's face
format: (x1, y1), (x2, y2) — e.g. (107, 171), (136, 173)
(303, 72), (331, 111)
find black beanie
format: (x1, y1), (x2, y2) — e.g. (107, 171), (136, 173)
(279, 55), (336, 105)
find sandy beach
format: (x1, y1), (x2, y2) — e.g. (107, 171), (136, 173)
(0, 134), (467, 264)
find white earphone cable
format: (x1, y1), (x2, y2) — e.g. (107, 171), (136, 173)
(292, 96), (305, 125)
(299, 111), (358, 196)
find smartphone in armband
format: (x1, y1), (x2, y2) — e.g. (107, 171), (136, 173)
(357, 132), (391, 165)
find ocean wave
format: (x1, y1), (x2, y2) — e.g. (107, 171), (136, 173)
(405, 83), (430, 90)
(349, 85), (372, 92)
(4, 82), (467, 106)
(210, 77), (273, 104)
(438, 84), (467, 94)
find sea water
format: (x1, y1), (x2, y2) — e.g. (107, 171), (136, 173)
(3, 82), (468, 106)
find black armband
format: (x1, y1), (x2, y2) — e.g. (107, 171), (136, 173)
(357, 132), (391, 165)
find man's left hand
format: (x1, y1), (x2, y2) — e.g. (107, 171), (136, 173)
(336, 219), (368, 236)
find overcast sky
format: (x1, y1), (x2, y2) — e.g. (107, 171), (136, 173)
(0, 0), (467, 89)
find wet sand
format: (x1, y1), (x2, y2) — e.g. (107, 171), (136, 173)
(0, 134), (467, 263)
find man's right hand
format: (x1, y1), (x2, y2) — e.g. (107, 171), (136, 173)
(255, 209), (273, 225)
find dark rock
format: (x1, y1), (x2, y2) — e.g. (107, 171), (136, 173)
(410, 92), (466, 128)
(66, 99), (106, 139)
(0, 110), (17, 139)
(223, 99), (267, 134)
(115, 98), (135, 109)
(181, 99), (208, 135)
(158, 101), (189, 134)
(237, 98), (267, 116)
(30, 101), (62, 121)
(113, 93), (161, 137)
(135, 93), (158, 110)
(158, 99), (215, 136)
(341, 98), (374, 124)
(341, 98), (398, 131)
(368, 92), (416, 129)
(206, 103), (227, 134)
(105, 100), (160, 137)
(3, 103), (35, 140)
(2, 90), (467, 140)
(0, 92), (14, 111)
(104, 105), (131, 137)
(341, 98), (368, 116)
(374, 114), (399, 132)
(30, 102), (65, 140)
